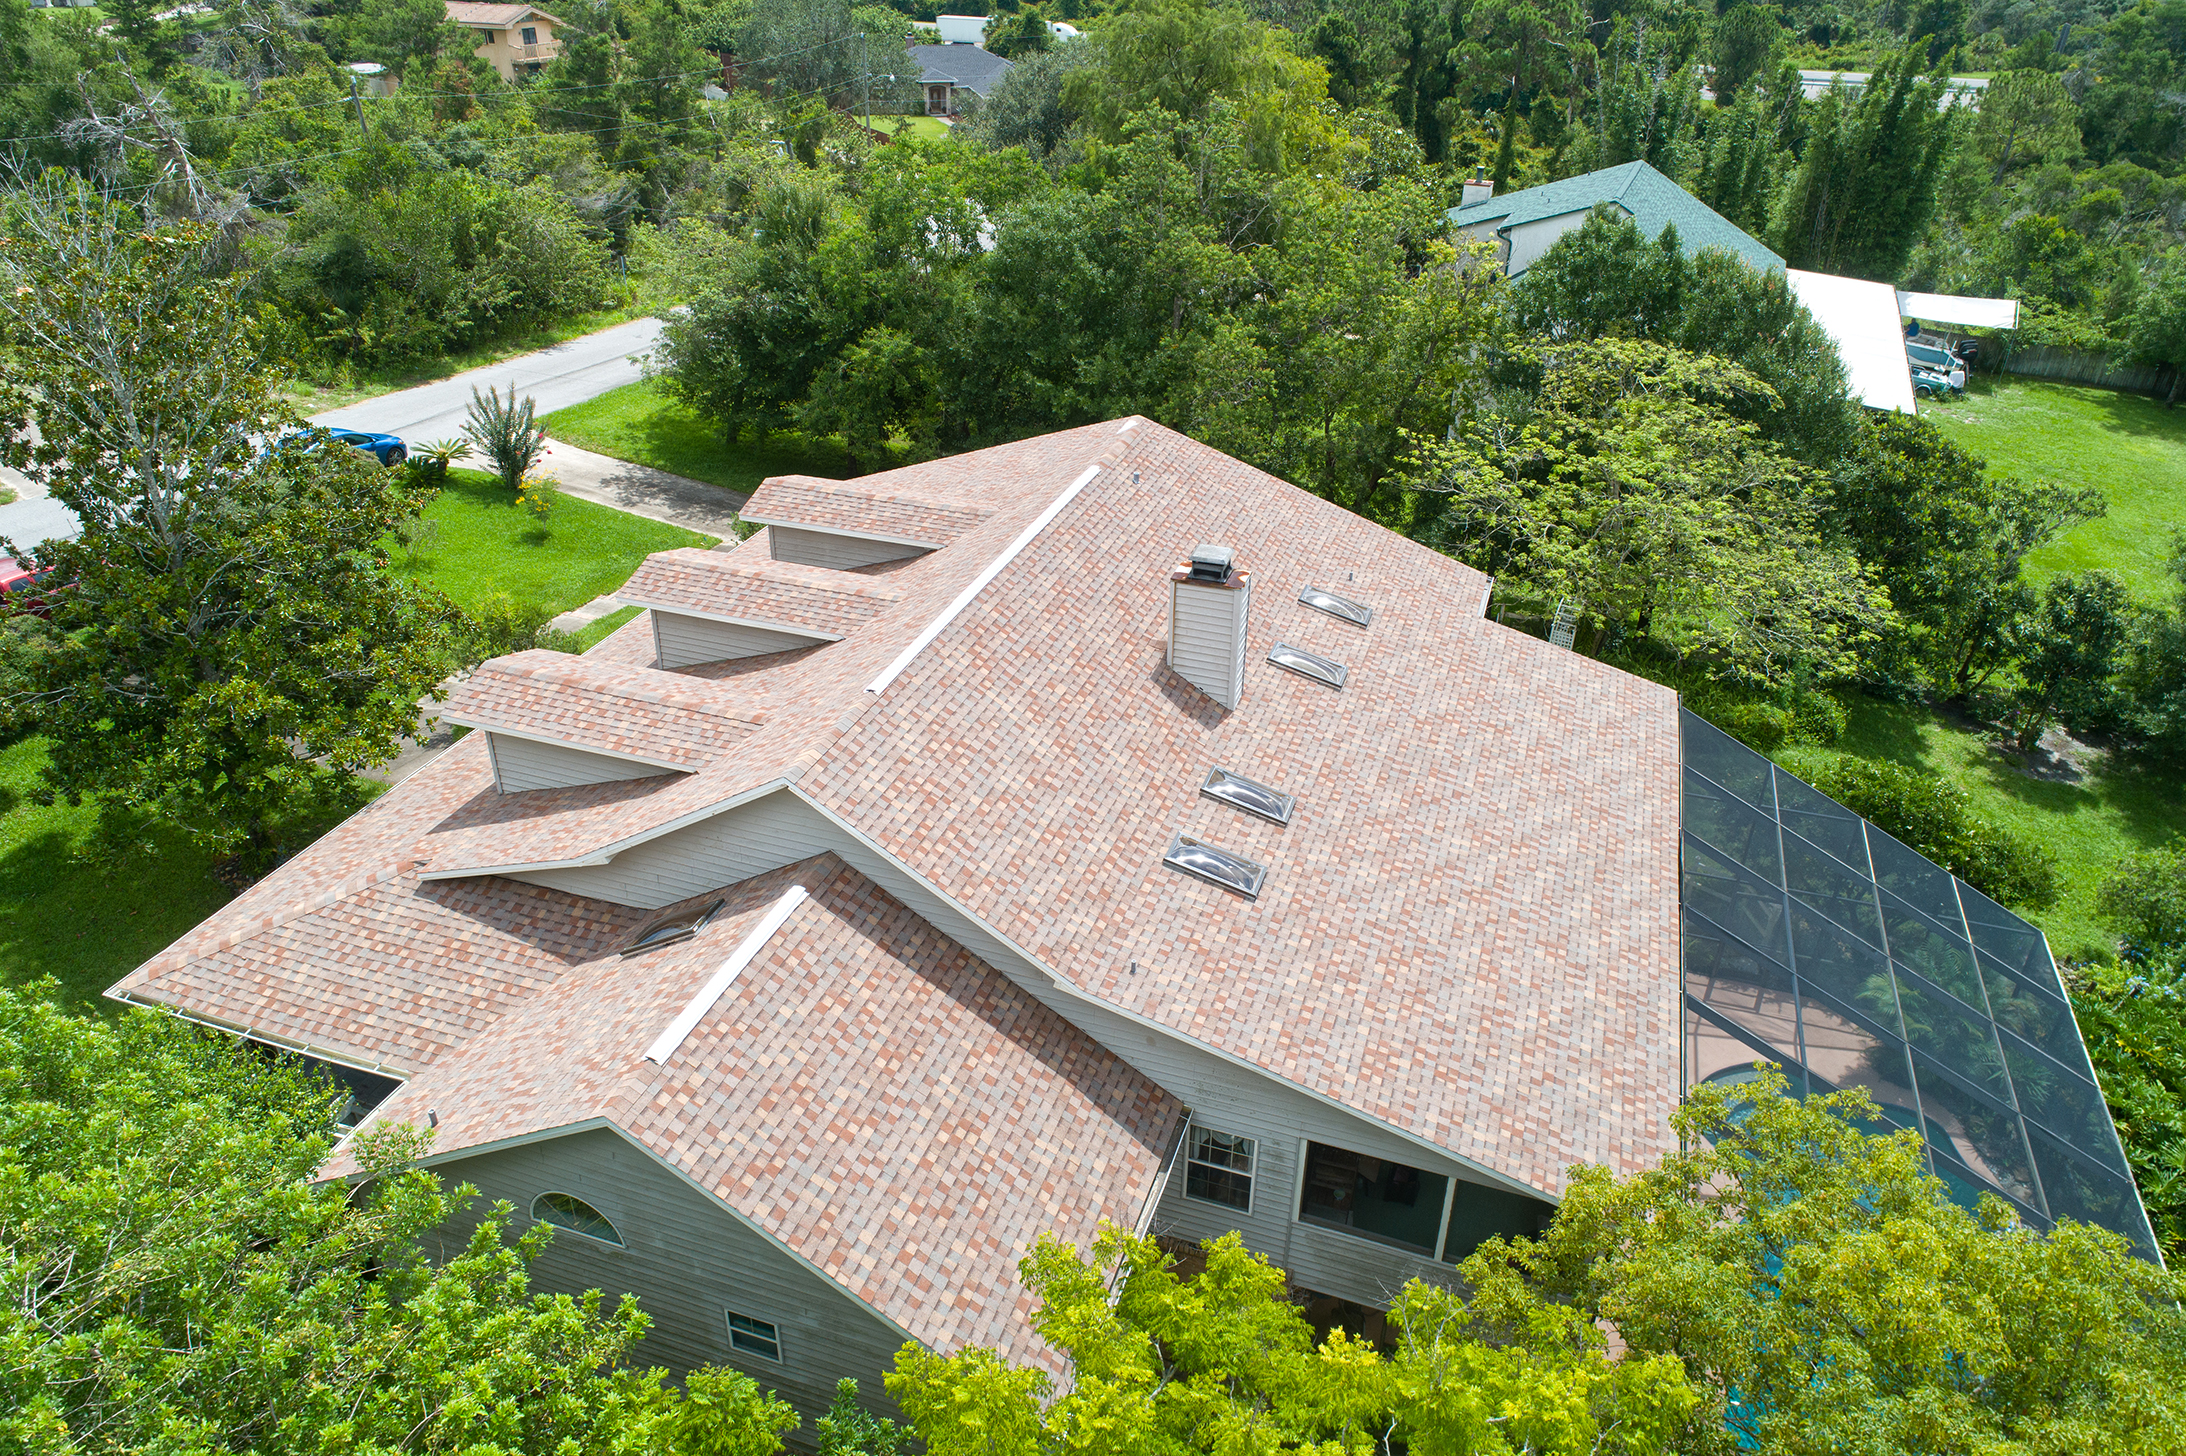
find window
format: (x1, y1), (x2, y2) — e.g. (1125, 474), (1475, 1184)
(1440, 1181), (1550, 1264)
(1201, 766), (1294, 825)
(476, 28), (494, 41)
(1267, 642), (1347, 690)
(1183, 1126), (1255, 1210)
(1298, 585), (1373, 628)
(1298, 1143), (1447, 1254)
(1162, 834), (1267, 899)
(531, 1192), (623, 1246)
(519, 25), (537, 42)
(727, 1311), (782, 1361)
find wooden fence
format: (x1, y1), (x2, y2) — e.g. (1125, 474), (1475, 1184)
(1992, 342), (2177, 398)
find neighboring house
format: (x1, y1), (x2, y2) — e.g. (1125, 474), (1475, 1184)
(345, 61), (397, 98)
(446, 0), (564, 80)
(1447, 159), (1785, 279)
(927, 12), (1082, 44)
(110, 421), (2155, 1423)
(906, 42), (1013, 116)
(1797, 68), (1987, 108)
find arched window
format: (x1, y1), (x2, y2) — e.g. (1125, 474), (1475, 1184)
(531, 1192), (624, 1247)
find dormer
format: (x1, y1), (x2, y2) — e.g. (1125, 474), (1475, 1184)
(739, 475), (995, 570)
(618, 548), (905, 669)
(436, 651), (767, 793)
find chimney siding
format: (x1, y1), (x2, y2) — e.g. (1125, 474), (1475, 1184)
(1169, 570), (1251, 710)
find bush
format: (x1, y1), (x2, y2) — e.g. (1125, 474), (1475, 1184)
(1796, 754), (2060, 908)
(462, 592), (555, 662)
(1681, 680), (1846, 753)
(0, 613), (63, 739)
(2098, 846), (2186, 957)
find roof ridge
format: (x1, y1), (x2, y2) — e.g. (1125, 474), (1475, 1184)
(754, 474), (998, 514)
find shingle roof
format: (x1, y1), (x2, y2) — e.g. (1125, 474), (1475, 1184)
(445, 1), (561, 26)
(905, 43), (1014, 95)
(119, 416), (1684, 1343)
(320, 854), (1180, 1369)
(435, 650), (766, 770)
(740, 475), (997, 548)
(1449, 161), (1784, 276)
(618, 548), (903, 638)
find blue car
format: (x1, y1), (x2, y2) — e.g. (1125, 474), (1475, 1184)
(324, 428), (408, 468)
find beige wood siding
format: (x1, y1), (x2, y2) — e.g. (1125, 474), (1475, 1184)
(431, 1126), (913, 1425)
(768, 526), (928, 571)
(488, 732), (674, 793)
(651, 610), (826, 670)
(507, 788), (1542, 1311)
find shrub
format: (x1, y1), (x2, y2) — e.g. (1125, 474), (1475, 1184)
(2098, 846), (2186, 957)
(463, 385), (549, 492)
(1797, 755), (2060, 908)
(1681, 680), (1846, 753)
(462, 592), (554, 662)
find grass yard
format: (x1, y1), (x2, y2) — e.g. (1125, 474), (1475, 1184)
(1779, 696), (2186, 964)
(0, 738), (236, 1012)
(541, 378), (877, 495)
(869, 115), (953, 140)
(395, 467), (714, 618)
(1923, 377), (2186, 601)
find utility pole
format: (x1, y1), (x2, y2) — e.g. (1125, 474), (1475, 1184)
(860, 30), (870, 135)
(348, 73), (370, 139)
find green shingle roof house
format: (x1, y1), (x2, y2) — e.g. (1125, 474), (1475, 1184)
(1448, 160), (1784, 278)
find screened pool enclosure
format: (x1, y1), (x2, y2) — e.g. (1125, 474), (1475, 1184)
(1679, 710), (2157, 1257)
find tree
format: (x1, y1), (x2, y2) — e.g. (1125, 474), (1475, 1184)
(0, 178), (459, 861)
(984, 6), (1051, 57)
(1773, 42), (1958, 280)
(2100, 844), (2186, 955)
(1708, 2), (1781, 103)
(1972, 67), (2081, 181)
(884, 1225), (1701, 1455)
(0, 982), (805, 1453)
(966, 41), (1091, 158)
(1507, 1069), (2186, 1451)
(1404, 338), (1890, 685)
(1512, 211), (1859, 464)
(2121, 249), (2186, 405)
(1827, 412), (2105, 693)
(1460, 0), (1588, 188)
(466, 383), (553, 490)
(2008, 570), (2136, 751)
(2123, 531), (2186, 751)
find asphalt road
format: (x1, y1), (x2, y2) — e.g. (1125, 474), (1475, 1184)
(310, 315), (666, 442)
(0, 316), (668, 551)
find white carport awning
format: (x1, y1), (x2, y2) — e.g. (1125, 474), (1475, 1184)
(1787, 269), (1916, 415)
(1896, 290), (2020, 330)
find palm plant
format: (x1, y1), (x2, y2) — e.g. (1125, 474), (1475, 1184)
(462, 384), (549, 491)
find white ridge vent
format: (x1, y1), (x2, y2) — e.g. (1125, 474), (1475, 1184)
(1168, 544), (1251, 710)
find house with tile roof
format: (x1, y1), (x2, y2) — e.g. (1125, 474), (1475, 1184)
(1448, 160), (1785, 278)
(111, 419), (2156, 1423)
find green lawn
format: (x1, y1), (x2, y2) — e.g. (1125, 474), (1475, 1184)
(541, 378), (874, 496)
(395, 468), (714, 617)
(1779, 696), (2185, 964)
(1923, 377), (2186, 602)
(869, 115), (952, 140)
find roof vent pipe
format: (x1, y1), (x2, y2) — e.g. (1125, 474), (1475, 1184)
(1170, 544), (1250, 710)
(1461, 166), (1494, 208)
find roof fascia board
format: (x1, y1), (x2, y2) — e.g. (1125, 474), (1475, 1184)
(615, 600), (843, 641)
(106, 987), (415, 1080)
(737, 514), (949, 550)
(781, 783), (1554, 1205)
(415, 778), (792, 882)
(436, 718), (697, 774)
(864, 460), (1106, 695)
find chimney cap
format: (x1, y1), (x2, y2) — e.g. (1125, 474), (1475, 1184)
(1186, 543), (1236, 583)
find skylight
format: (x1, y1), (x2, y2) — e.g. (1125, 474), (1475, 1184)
(1299, 586), (1372, 627)
(1163, 834), (1267, 899)
(1268, 642), (1347, 690)
(1202, 767), (1294, 825)
(622, 899), (725, 957)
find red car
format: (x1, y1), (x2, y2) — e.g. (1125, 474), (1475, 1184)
(0, 556), (57, 617)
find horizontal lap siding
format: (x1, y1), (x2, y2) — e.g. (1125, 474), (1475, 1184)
(653, 611), (825, 670)
(769, 527), (927, 571)
(490, 734), (672, 793)
(516, 790), (1512, 1311)
(433, 1128), (912, 1432)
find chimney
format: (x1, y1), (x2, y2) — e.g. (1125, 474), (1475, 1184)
(1461, 166), (1494, 208)
(1169, 544), (1251, 710)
